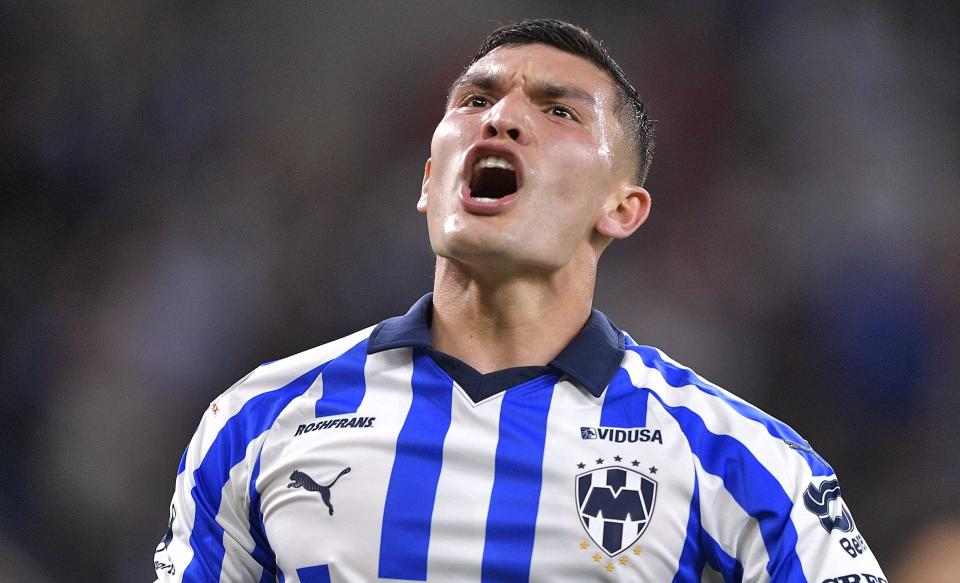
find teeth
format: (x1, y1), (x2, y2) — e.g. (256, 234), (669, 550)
(472, 155), (515, 173)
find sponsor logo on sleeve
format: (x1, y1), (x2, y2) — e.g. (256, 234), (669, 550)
(821, 575), (887, 583)
(803, 478), (855, 533)
(839, 533), (870, 558)
(154, 504), (176, 575)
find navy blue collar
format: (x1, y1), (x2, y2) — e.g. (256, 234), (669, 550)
(366, 293), (625, 398)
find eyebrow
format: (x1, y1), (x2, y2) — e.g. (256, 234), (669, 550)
(448, 72), (497, 99)
(447, 72), (597, 109)
(535, 81), (595, 106)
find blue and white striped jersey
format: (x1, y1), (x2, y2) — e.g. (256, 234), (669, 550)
(155, 295), (886, 582)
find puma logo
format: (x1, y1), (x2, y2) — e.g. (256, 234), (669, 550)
(287, 467), (351, 516)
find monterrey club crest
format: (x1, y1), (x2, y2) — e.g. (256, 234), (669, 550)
(576, 465), (657, 556)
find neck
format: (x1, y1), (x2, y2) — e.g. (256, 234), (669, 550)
(430, 256), (597, 373)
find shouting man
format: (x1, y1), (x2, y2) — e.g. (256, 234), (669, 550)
(155, 19), (886, 582)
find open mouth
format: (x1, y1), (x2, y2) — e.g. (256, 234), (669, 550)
(469, 156), (518, 200)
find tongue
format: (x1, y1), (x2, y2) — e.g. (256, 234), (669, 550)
(470, 167), (517, 199)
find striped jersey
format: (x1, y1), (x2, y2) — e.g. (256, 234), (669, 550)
(154, 294), (886, 582)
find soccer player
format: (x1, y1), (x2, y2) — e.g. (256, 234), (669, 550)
(154, 19), (886, 582)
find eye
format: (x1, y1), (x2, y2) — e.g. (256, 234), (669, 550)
(549, 105), (575, 120)
(461, 95), (490, 108)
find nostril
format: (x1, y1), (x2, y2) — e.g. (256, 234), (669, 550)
(507, 128), (520, 141)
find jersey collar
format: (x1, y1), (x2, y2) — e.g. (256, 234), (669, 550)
(366, 293), (625, 398)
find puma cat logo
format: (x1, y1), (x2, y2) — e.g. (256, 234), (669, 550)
(287, 467), (351, 516)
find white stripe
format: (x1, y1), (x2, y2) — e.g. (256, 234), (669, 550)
(219, 432), (270, 583)
(426, 379), (503, 581)
(638, 393), (706, 580)
(693, 456), (770, 583)
(529, 380), (606, 578)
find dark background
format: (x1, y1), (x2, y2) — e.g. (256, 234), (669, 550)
(2, 2), (958, 581)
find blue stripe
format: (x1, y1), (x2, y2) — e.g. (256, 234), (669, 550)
(703, 529), (743, 583)
(671, 473), (706, 582)
(296, 564), (332, 583)
(378, 351), (454, 581)
(248, 449), (278, 583)
(649, 392), (805, 581)
(481, 379), (555, 583)
(315, 340), (368, 418)
(177, 444), (189, 475)
(599, 368), (649, 427)
(672, 472), (743, 582)
(182, 361), (330, 582)
(628, 343), (832, 476)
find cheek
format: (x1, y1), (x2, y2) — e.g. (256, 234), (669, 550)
(545, 127), (611, 171)
(430, 117), (468, 174)
(540, 139), (611, 204)
(536, 141), (612, 239)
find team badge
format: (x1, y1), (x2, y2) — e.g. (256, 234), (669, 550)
(576, 465), (657, 556)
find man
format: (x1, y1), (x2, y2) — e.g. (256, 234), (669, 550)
(155, 19), (886, 582)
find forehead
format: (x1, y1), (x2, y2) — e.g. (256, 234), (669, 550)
(459, 43), (618, 101)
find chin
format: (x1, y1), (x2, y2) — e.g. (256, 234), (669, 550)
(437, 243), (566, 277)
(432, 222), (565, 271)
(436, 238), (514, 261)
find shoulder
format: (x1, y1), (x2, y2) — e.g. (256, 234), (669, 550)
(612, 340), (887, 579)
(211, 325), (377, 415)
(619, 340), (833, 481)
(178, 325), (378, 475)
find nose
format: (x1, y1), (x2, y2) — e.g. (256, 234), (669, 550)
(480, 93), (530, 145)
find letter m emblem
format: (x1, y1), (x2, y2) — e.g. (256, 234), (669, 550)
(576, 466), (657, 556)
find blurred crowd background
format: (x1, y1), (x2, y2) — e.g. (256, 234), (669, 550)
(2, 1), (958, 581)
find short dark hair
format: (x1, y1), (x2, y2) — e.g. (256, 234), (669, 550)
(459, 19), (654, 185)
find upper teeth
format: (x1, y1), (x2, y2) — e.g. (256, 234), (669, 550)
(473, 156), (515, 173)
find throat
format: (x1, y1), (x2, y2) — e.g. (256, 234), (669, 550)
(429, 257), (598, 374)
(470, 167), (517, 199)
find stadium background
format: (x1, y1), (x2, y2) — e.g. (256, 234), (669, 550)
(2, 2), (958, 581)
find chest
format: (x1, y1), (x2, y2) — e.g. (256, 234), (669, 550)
(255, 375), (696, 582)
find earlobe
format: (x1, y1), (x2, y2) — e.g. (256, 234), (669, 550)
(595, 185), (651, 240)
(417, 158), (431, 213)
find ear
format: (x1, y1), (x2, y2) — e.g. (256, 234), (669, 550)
(417, 158), (431, 213)
(595, 184), (651, 240)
